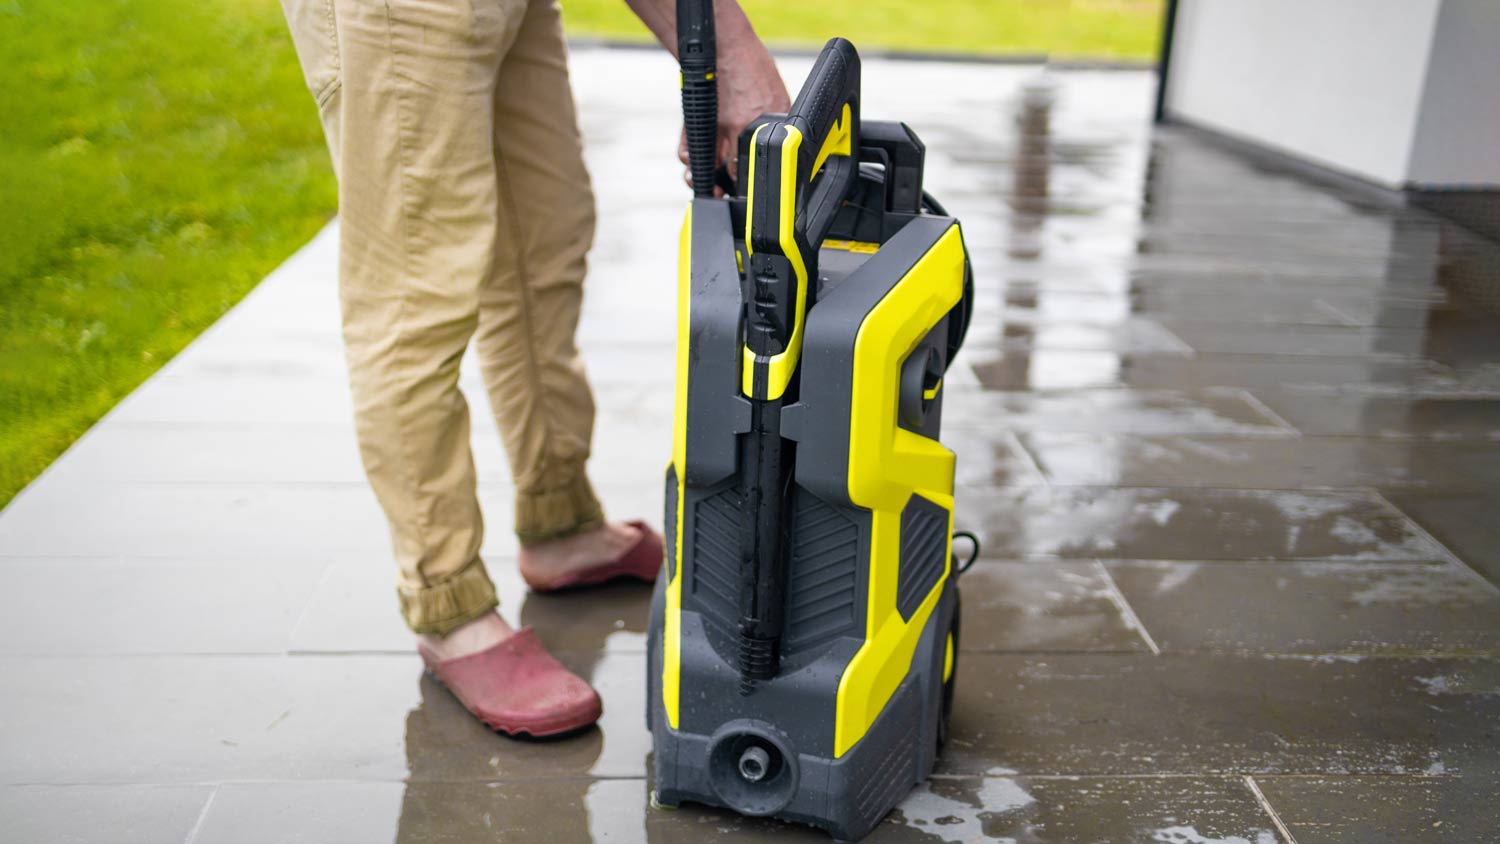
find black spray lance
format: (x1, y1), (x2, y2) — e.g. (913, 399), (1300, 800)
(677, 0), (793, 693)
(677, 0), (718, 198)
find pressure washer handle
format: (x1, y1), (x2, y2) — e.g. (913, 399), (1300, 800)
(748, 38), (861, 262)
(789, 38), (861, 171)
(677, 0), (718, 198)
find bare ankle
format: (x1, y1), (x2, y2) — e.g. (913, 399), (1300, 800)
(417, 611), (515, 661)
(520, 521), (641, 571)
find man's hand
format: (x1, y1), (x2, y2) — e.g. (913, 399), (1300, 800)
(625, 0), (791, 191)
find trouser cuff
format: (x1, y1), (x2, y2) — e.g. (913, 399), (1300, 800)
(515, 470), (605, 546)
(398, 557), (499, 636)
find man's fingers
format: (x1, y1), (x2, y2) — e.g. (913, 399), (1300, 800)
(720, 134), (738, 180)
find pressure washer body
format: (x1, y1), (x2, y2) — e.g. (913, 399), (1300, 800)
(647, 12), (974, 839)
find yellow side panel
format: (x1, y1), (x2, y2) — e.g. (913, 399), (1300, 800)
(833, 224), (967, 758)
(663, 205), (693, 729)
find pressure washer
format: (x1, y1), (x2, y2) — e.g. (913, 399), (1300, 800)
(646, 1), (976, 838)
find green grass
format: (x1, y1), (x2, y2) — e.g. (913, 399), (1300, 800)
(0, 0), (336, 508)
(564, 0), (1165, 61)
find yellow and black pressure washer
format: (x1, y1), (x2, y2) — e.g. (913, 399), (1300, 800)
(646, 1), (975, 838)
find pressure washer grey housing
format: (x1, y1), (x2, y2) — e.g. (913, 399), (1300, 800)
(646, 22), (974, 840)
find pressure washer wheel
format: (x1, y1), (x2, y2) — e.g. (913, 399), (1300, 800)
(938, 588), (961, 751)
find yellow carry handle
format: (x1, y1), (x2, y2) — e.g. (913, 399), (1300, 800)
(741, 38), (861, 400)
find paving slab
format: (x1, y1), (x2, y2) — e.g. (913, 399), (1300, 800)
(35, 414), (669, 488)
(1248, 392), (1500, 439)
(0, 481), (662, 560)
(951, 561), (1151, 653)
(939, 654), (1500, 777)
(941, 387), (1294, 435)
(1019, 433), (1492, 491)
(1166, 323), (1433, 359)
(185, 776), (1292, 844)
(289, 555), (653, 655)
(1383, 492), (1500, 585)
(1252, 775), (1500, 844)
(1105, 560), (1500, 655)
(0, 653), (646, 784)
(0, 556), (328, 655)
(0, 784), (213, 844)
(649, 775), (1289, 843)
(954, 487), (1448, 561)
(963, 318), (1193, 354)
(970, 350), (1446, 393)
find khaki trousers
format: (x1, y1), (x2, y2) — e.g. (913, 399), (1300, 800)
(281, 0), (604, 635)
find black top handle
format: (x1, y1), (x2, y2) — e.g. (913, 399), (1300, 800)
(677, 0), (718, 198)
(748, 38), (861, 275)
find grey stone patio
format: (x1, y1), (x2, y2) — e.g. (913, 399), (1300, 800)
(2, 47), (1499, 843)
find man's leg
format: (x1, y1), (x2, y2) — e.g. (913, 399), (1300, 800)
(323, 0), (524, 636)
(474, 0), (647, 576)
(277, 0), (603, 738)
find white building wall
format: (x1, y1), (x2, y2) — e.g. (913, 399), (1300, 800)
(1165, 0), (1442, 188)
(1405, 0), (1500, 187)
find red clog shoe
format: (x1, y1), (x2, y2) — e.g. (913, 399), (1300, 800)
(417, 627), (602, 738)
(521, 520), (665, 592)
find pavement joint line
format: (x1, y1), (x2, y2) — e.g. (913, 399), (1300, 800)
(1093, 560), (1161, 655)
(283, 559), (339, 651)
(1243, 775), (1300, 844)
(1368, 488), (1472, 571)
(1153, 323), (1197, 357)
(181, 783), (219, 844)
(1234, 387), (1303, 438)
(1001, 430), (1051, 487)
(1312, 299), (1362, 327)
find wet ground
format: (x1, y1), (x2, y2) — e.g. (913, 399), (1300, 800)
(3, 48), (1499, 843)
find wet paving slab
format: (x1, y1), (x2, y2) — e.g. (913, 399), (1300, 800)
(1163, 323), (1434, 359)
(1252, 775), (1500, 844)
(1249, 392), (1500, 439)
(941, 387), (1294, 435)
(289, 556), (654, 655)
(965, 317), (1193, 355)
(954, 487), (1448, 562)
(36, 413), (670, 487)
(969, 349), (1452, 393)
(6, 776), (1290, 844)
(0, 480), (664, 560)
(4, 46), (1500, 842)
(1105, 561), (1500, 655)
(0, 784), (215, 844)
(0, 556), (329, 656)
(1381, 492), (1500, 585)
(0, 653), (644, 784)
(1017, 433), (1497, 490)
(948, 561), (1151, 653)
(939, 654), (1500, 778)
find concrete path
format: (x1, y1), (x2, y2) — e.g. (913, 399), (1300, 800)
(3, 47), (1499, 843)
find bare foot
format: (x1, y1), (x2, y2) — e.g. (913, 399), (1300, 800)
(417, 611), (515, 662)
(518, 521), (643, 587)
